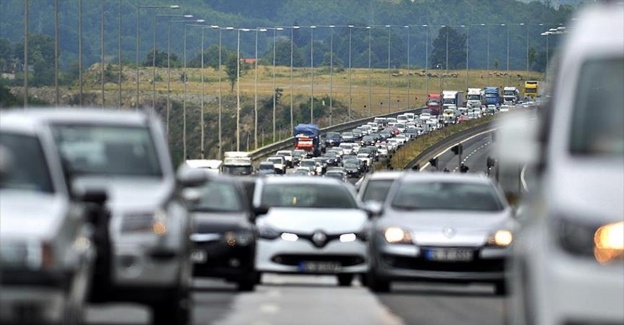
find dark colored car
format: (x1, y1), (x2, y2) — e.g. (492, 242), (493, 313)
(343, 160), (362, 178)
(361, 135), (376, 146)
(325, 132), (342, 147)
(324, 152), (341, 166)
(189, 176), (263, 291)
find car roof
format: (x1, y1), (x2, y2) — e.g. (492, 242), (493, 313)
(400, 172), (492, 184)
(365, 170), (405, 180)
(0, 108), (152, 130)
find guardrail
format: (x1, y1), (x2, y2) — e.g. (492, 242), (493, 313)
(250, 107), (425, 164)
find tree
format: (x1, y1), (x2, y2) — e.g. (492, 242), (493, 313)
(14, 34), (55, 86)
(188, 45), (228, 69)
(429, 26), (467, 70)
(265, 39), (304, 67)
(225, 52), (239, 92)
(144, 49), (179, 68)
(493, 59), (500, 70)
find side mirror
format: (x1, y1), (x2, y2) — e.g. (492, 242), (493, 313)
(250, 206), (270, 223)
(363, 201), (383, 219)
(176, 165), (208, 187)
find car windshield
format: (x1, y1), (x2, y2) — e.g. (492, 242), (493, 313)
(51, 124), (162, 178)
(361, 179), (394, 203)
(261, 183), (356, 209)
(190, 180), (244, 212)
(222, 165), (253, 175)
(0, 133), (54, 193)
(391, 181), (504, 212)
(301, 160), (315, 167)
(268, 158), (282, 164)
(569, 58), (624, 158)
(277, 151), (291, 157)
(259, 163), (274, 170)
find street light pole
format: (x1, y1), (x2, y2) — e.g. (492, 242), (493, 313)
(201, 26), (205, 158)
(387, 25), (391, 113)
(406, 25), (410, 111)
(101, 0), (105, 108)
(424, 24), (429, 95)
(464, 25), (468, 90)
(236, 28), (250, 151)
(329, 25), (334, 126)
(118, 0), (122, 108)
(78, 0), (82, 106)
(522, 23), (529, 71)
(254, 28), (266, 149)
(348, 25), (353, 120)
(23, 0), (29, 108)
(486, 23), (490, 84)
(54, 0), (59, 106)
(367, 26), (372, 117)
(504, 23), (510, 83)
(271, 27), (283, 142)
(310, 25), (316, 124)
(445, 25), (449, 73)
(290, 26), (299, 135)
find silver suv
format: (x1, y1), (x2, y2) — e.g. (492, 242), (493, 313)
(0, 112), (107, 325)
(11, 108), (201, 325)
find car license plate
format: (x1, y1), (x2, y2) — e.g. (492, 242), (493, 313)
(190, 250), (207, 263)
(425, 248), (473, 262)
(298, 261), (341, 273)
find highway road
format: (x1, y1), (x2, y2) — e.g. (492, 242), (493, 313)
(86, 276), (506, 325)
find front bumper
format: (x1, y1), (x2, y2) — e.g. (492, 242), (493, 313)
(256, 238), (368, 274)
(191, 240), (255, 281)
(112, 243), (183, 287)
(372, 243), (507, 283)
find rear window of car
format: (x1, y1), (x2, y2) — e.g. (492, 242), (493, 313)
(569, 58), (624, 158)
(361, 179), (394, 203)
(191, 180), (244, 212)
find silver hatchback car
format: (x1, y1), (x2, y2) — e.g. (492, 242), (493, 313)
(0, 112), (107, 325)
(4, 108), (202, 325)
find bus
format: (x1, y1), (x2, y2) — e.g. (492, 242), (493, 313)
(524, 81), (539, 99)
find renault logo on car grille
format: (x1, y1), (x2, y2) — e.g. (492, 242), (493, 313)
(442, 227), (456, 238)
(311, 231), (328, 247)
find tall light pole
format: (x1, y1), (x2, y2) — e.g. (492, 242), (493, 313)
(254, 28), (267, 149)
(78, 0), (82, 106)
(236, 28), (251, 151)
(386, 25), (391, 113)
(521, 23), (529, 71)
(348, 24), (353, 120)
(309, 25), (316, 124)
(424, 24), (429, 95)
(485, 23), (490, 84)
(163, 14), (194, 139)
(54, 0), (59, 106)
(329, 25), (335, 125)
(201, 26), (206, 158)
(503, 23), (510, 83)
(270, 27), (283, 142)
(23, 0), (29, 108)
(445, 25), (449, 73)
(367, 26), (372, 117)
(405, 25), (410, 111)
(136, 5), (180, 109)
(290, 25), (299, 135)
(463, 25), (468, 90)
(101, 0), (105, 108)
(118, 0), (122, 108)
(182, 19), (205, 159)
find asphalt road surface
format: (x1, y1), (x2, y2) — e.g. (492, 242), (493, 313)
(86, 276), (506, 325)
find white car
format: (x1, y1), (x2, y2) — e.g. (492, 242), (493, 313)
(339, 142), (356, 155)
(253, 177), (369, 286)
(505, 3), (624, 325)
(276, 150), (294, 168)
(293, 166), (314, 176)
(419, 112), (432, 122)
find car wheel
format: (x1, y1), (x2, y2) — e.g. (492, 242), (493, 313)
(358, 273), (368, 287)
(367, 270), (391, 293)
(152, 286), (191, 325)
(254, 272), (263, 284)
(237, 273), (257, 292)
(494, 281), (508, 296)
(337, 274), (354, 287)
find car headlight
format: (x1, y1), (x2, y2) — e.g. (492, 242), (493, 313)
(0, 241), (54, 270)
(594, 221), (624, 264)
(224, 231), (255, 247)
(121, 209), (167, 236)
(257, 226), (280, 240)
(554, 218), (624, 264)
(383, 227), (412, 244)
(487, 230), (513, 247)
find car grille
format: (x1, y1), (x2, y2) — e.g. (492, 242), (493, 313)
(271, 254), (365, 267)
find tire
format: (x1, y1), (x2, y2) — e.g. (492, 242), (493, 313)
(152, 286), (191, 325)
(494, 281), (508, 296)
(367, 270), (391, 293)
(337, 274), (354, 287)
(254, 272), (263, 285)
(358, 273), (368, 287)
(237, 273), (257, 292)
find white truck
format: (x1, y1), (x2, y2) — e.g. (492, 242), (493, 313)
(442, 90), (464, 110)
(466, 88), (484, 109)
(185, 159), (222, 174)
(503, 86), (521, 104)
(222, 151), (253, 175)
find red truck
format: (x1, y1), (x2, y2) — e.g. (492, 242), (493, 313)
(426, 93), (441, 115)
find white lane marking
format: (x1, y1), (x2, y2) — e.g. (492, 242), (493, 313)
(520, 164), (529, 192)
(258, 303), (280, 314)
